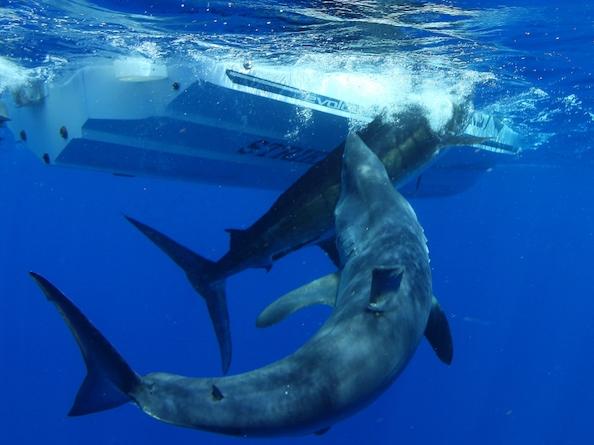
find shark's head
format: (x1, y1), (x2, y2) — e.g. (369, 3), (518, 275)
(335, 132), (394, 264)
(335, 131), (420, 265)
(334, 130), (431, 318)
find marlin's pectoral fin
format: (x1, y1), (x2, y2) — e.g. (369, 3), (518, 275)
(367, 267), (404, 313)
(256, 273), (339, 328)
(424, 296), (453, 365)
(317, 238), (340, 267)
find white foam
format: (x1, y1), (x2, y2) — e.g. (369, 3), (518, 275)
(132, 41), (165, 60)
(0, 57), (30, 94)
(411, 88), (455, 133)
(261, 53), (493, 134)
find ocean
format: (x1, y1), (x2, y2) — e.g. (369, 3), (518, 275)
(1, 1), (593, 444)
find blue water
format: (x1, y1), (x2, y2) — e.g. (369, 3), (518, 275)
(1, 1), (593, 444)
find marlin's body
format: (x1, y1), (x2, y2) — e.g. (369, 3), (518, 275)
(212, 108), (448, 273)
(127, 106), (468, 372)
(30, 133), (452, 437)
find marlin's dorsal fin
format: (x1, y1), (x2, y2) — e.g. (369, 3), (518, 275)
(367, 267), (404, 313)
(443, 135), (519, 155)
(424, 296), (453, 365)
(442, 134), (490, 147)
(256, 273), (339, 328)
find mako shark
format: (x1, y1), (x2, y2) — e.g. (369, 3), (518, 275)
(29, 132), (452, 437)
(126, 105), (472, 373)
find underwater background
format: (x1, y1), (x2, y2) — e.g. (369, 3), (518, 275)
(1, 1), (593, 444)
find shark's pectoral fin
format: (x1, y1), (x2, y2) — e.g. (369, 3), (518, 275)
(424, 296), (453, 365)
(367, 267), (404, 313)
(256, 273), (339, 328)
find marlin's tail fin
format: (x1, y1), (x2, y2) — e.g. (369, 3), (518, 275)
(29, 272), (140, 416)
(124, 215), (231, 374)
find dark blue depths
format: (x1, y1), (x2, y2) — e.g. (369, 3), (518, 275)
(1, 0), (594, 444)
(2, 129), (594, 445)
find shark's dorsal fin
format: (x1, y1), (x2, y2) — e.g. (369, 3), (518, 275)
(424, 296), (453, 365)
(367, 267), (404, 313)
(256, 273), (339, 328)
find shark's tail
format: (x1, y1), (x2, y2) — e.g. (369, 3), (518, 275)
(29, 272), (140, 416)
(124, 215), (231, 374)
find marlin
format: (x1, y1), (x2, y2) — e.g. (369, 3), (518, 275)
(29, 133), (452, 437)
(126, 105), (473, 373)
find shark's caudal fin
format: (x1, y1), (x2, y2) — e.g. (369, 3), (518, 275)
(29, 272), (140, 416)
(124, 215), (231, 374)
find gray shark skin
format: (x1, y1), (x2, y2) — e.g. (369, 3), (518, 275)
(125, 104), (470, 373)
(30, 133), (452, 437)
